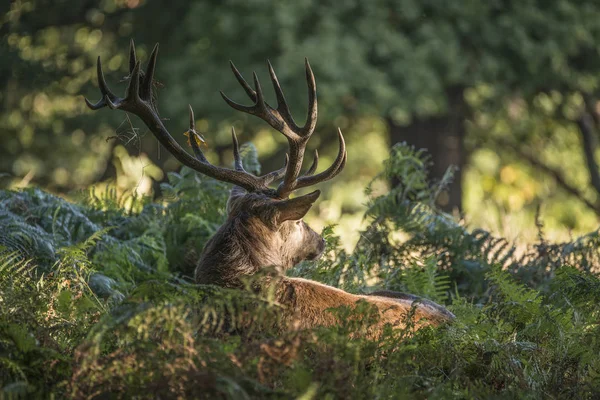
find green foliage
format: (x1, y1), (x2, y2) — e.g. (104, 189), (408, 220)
(164, 0), (600, 121)
(5, 1), (600, 224)
(1, 144), (600, 398)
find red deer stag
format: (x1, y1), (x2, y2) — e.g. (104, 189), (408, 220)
(85, 41), (454, 336)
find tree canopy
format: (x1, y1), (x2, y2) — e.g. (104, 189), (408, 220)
(3, 0), (600, 232)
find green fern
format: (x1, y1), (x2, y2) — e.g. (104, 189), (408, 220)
(2, 142), (600, 398)
(396, 256), (451, 303)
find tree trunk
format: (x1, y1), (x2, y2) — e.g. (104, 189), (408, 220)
(387, 87), (467, 212)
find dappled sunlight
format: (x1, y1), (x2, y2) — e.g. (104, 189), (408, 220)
(464, 91), (600, 241)
(85, 144), (164, 200)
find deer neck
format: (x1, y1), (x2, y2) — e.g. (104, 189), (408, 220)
(194, 215), (284, 287)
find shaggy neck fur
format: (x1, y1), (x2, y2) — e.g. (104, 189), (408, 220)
(194, 213), (287, 288)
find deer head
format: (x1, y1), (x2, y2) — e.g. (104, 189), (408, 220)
(85, 41), (346, 287)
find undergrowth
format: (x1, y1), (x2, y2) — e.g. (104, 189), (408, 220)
(1, 143), (599, 399)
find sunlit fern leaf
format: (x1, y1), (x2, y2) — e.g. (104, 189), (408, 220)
(386, 256), (451, 303)
(486, 264), (542, 327)
(0, 251), (34, 280)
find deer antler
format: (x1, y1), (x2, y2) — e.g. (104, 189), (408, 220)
(85, 40), (280, 194)
(221, 60), (347, 198)
(85, 41), (346, 198)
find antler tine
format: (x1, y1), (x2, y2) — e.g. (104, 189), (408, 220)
(124, 60), (141, 102)
(252, 72), (268, 112)
(128, 39), (137, 74)
(273, 59), (320, 197)
(98, 57), (117, 100)
(267, 60), (299, 130)
(220, 90), (255, 114)
(294, 128), (347, 190)
(230, 61), (257, 102)
(188, 105), (208, 162)
(140, 43), (158, 101)
(85, 56), (119, 110)
(231, 127), (245, 172)
(300, 58), (318, 137)
(261, 153), (289, 185)
(84, 96), (103, 110)
(304, 150), (319, 176)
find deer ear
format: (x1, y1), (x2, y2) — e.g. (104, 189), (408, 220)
(272, 190), (321, 224)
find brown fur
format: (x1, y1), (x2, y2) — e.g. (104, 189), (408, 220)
(272, 277), (453, 335)
(195, 191), (454, 336)
(195, 192), (324, 287)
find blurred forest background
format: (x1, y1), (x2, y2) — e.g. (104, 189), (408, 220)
(3, 0), (600, 246)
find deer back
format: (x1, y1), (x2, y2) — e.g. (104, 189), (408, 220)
(273, 277), (454, 337)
